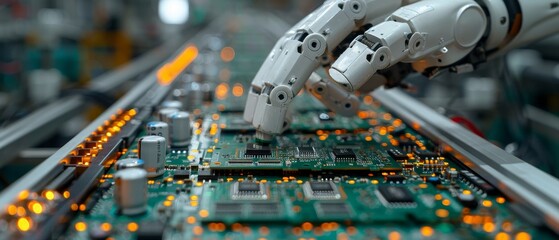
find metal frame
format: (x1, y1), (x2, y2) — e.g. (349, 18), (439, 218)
(373, 87), (559, 234)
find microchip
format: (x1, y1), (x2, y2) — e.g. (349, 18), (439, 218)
(215, 203), (243, 216)
(136, 221), (165, 240)
(386, 175), (406, 183)
(414, 149), (438, 160)
(296, 146), (317, 158)
(377, 185), (415, 205)
(197, 167), (217, 181)
(245, 143), (272, 157)
(387, 148), (407, 161)
(303, 181), (341, 200)
(314, 202), (351, 217)
(238, 182), (260, 192)
(231, 181), (267, 200)
(331, 148), (356, 161)
(249, 202), (280, 215)
(173, 170), (190, 180)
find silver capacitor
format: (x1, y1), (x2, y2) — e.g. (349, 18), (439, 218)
(115, 158), (144, 170)
(114, 168), (148, 215)
(161, 100), (183, 110)
(138, 136), (166, 177)
(169, 111), (191, 147)
(146, 121), (169, 144)
(158, 108), (179, 123)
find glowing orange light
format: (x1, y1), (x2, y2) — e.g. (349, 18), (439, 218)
(75, 222), (87, 232)
(232, 84), (244, 97)
(28, 201), (43, 214)
(515, 232), (531, 240)
(17, 217), (32, 232)
(157, 45), (198, 86)
(199, 209), (209, 218)
(100, 222), (112, 232)
(435, 209), (449, 218)
(220, 47), (235, 62)
(302, 222), (313, 231)
(127, 222), (138, 232)
(44, 191), (55, 201)
(420, 226), (434, 237)
(215, 83), (229, 100)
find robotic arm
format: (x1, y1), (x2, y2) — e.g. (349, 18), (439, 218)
(244, 0), (559, 142)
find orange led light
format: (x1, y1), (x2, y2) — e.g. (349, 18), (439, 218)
(232, 84), (244, 97)
(127, 222), (138, 232)
(17, 217), (32, 232)
(75, 222), (87, 232)
(220, 47), (235, 62)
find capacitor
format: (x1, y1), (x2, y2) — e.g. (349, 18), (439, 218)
(146, 121), (169, 144)
(169, 111), (191, 147)
(161, 100), (183, 110)
(158, 108), (179, 123)
(114, 168), (148, 215)
(115, 158), (144, 171)
(138, 136), (166, 177)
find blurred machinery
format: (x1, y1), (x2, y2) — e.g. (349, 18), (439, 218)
(0, 0), (558, 239)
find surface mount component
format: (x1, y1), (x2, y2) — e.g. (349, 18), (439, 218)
(303, 181), (342, 200)
(231, 181), (268, 200)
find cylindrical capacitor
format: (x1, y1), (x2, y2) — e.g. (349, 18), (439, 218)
(146, 121), (169, 144)
(161, 100), (183, 110)
(114, 168), (148, 215)
(115, 158), (144, 171)
(138, 136), (166, 177)
(158, 108), (179, 123)
(169, 111), (191, 147)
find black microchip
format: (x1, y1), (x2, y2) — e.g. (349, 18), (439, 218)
(238, 182), (260, 192)
(414, 149), (438, 159)
(136, 221), (165, 240)
(378, 185), (414, 204)
(310, 182), (334, 192)
(173, 170), (190, 180)
(197, 168), (217, 180)
(386, 175), (406, 183)
(245, 143), (272, 156)
(387, 148), (407, 160)
(331, 148), (356, 160)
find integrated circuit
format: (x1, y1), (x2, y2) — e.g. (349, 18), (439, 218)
(414, 149), (438, 160)
(249, 202), (280, 216)
(303, 181), (341, 200)
(173, 170), (190, 180)
(377, 185), (415, 206)
(214, 203), (243, 216)
(296, 146), (317, 158)
(231, 181), (268, 200)
(331, 148), (356, 161)
(314, 202), (352, 217)
(245, 143), (272, 157)
(387, 148), (407, 161)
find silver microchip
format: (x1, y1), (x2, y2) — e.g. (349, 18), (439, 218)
(230, 182), (268, 200)
(302, 181), (341, 200)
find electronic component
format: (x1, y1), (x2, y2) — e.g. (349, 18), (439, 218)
(386, 175), (406, 183)
(377, 185), (415, 205)
(414, 149), (438, 160)
(146, 121), (170, 145)
(161, 100), (183, 110)
(169, 111), (191, 147)
(245, 143), (272, 157)
(460, 170), (496, 193)
(173, 170), (190, 180)
(387, 148), (407, 161)
(314, 202), (351, 217)
(303, 181), (341, 200)
(214, 203), (243, 216)
(158, 108), (179, 123)
(231, 181), (267, 200)
(331, 148), (356, 161)
(115, 158), (144, 171)
(198, 167), (217, 181)
(138, 136), (166, 177)
(296, 146), (317, 158)
(136, 221), (165, 240)
(457, 193), (478, 209)
(114, 168), (148, 215)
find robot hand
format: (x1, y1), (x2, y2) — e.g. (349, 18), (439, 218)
(244, 0), (559, 142)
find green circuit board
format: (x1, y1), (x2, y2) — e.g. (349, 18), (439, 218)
(49, 14), (555, 240)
